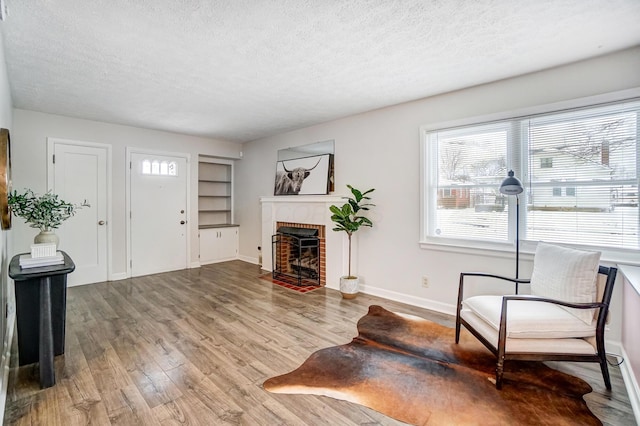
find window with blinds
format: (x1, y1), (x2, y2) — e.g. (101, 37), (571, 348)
(423, 99), (639, 251)
(427, 123), (510, 242)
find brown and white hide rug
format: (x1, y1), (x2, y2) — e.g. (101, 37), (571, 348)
(263, 305), (600, 426)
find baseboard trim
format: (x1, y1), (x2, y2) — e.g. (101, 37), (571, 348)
(238, 255), (258, 265)
(189, 261), (201, 269)
(606, 340), (623, 359)
(359, 284), (456, 316)
(620, 346), (640, 424)
(109, 272), (128, 281)
(0, 311), (16, 423)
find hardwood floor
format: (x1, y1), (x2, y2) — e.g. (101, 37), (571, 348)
(3, 260), (636, 425)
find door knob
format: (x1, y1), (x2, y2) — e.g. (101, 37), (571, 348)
(180, 220), (186, 225)
(98, 220), (106, 225)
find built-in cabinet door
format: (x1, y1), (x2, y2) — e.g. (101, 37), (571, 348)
(199, 228), (218, 263)
(199, 226), (239, 265)
(217, 227), (239, 260)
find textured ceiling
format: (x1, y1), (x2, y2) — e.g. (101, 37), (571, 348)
(1, 0), (640, 143)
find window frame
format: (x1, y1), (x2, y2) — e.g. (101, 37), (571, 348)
(419, 89), (640, 266)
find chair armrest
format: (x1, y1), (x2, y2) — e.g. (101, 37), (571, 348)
(501, 295), (605, 311)
(497, 296), (606, 350)
(456, 273), (532, 323)
(460, 272), (530, 286)
(458, 273), (530, 301)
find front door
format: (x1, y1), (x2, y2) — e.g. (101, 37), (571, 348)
(129, 151), (188, 277)
(49, 140), (109, 286)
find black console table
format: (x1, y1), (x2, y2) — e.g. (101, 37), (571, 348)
(9, 251), (75, 388)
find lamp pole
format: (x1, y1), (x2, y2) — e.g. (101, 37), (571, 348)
(499, 170), (524, 280)
(515, 194), (519, 280)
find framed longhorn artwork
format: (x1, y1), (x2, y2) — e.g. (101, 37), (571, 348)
(274, 154), (333, 196)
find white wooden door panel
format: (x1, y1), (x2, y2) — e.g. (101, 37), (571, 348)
(52, 142), (108, 286)
(218, 227), (239, 260)
(130, 152), (188, 277)
(199, 228), (218, 264)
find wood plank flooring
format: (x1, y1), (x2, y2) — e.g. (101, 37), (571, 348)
(3, 260), (636, 425)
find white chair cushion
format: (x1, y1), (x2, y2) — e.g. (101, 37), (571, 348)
(530, 242), (601, 325)
(460, 308), (597, 354)
(462, 295), (596, 339)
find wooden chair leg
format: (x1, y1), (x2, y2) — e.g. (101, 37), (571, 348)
(600, 358), (612, 390)
(455, 274), (464, 345)
(496, 361), (504, 390)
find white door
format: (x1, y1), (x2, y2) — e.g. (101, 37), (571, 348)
(50, 141), (109, 286)
(130, 152), (188, 277)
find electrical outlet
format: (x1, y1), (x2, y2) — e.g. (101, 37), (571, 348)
(421, 276), (429, 288)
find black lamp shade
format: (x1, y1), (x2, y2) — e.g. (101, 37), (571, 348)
(500, 170), (523, 195)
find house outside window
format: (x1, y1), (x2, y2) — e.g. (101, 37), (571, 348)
(422, 99), (639, 252)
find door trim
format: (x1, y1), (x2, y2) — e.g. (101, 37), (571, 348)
(46, 137), (113, 281)
(125, 147), (191, 278)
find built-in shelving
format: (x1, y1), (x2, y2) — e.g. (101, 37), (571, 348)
(198, 156), (239, 264)
(198, 158), (234, 228)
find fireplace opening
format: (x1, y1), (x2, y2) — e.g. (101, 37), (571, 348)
(272, 226), (321, 286)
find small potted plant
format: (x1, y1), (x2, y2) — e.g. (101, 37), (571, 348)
(8, 189), (89, 247)
(329, 185), (375, 298)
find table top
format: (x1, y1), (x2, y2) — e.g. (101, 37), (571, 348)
(9, 251), (75, 281)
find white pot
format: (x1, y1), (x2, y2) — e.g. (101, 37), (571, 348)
(340, 276), (359, 299)
(34, 230), (59, 248)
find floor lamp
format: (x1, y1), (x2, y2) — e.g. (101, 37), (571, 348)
(500, 170), (524, 279)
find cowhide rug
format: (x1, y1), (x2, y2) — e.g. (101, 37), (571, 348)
(264, 305), (600, 426)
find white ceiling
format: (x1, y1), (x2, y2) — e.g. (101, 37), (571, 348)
(1, 0), (639, 143)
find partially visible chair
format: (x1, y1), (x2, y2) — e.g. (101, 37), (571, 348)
(455, 242), (617, 390)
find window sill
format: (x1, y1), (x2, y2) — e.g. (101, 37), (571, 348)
(618, 265), (640, 296)
(419, 239), (640, 268)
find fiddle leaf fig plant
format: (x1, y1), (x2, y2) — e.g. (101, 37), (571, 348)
(8, 189), (89, 231)
(329, 185), (375, 277)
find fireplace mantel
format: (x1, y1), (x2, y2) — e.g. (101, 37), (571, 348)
(260, 195), (350, 291)
(260, 195), (344, 203)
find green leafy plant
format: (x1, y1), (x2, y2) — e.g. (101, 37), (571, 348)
(329, 185), (375, 277)
(8, 189), (89, 231)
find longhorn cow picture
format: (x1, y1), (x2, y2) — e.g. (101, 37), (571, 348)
(274, 154), (333, 195)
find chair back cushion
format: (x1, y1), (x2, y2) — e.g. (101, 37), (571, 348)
(530, 242), (601, 325)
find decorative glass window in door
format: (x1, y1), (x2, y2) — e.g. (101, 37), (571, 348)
(141, 159), (178, 176)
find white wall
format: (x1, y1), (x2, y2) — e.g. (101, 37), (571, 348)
(11, 110), (241, 277)
(620, 267), (640, 420)
(236, 47), (640, 343)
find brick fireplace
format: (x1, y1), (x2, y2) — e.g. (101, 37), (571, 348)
(273, 222), (326, 286)
(260, 196), (350, 291)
